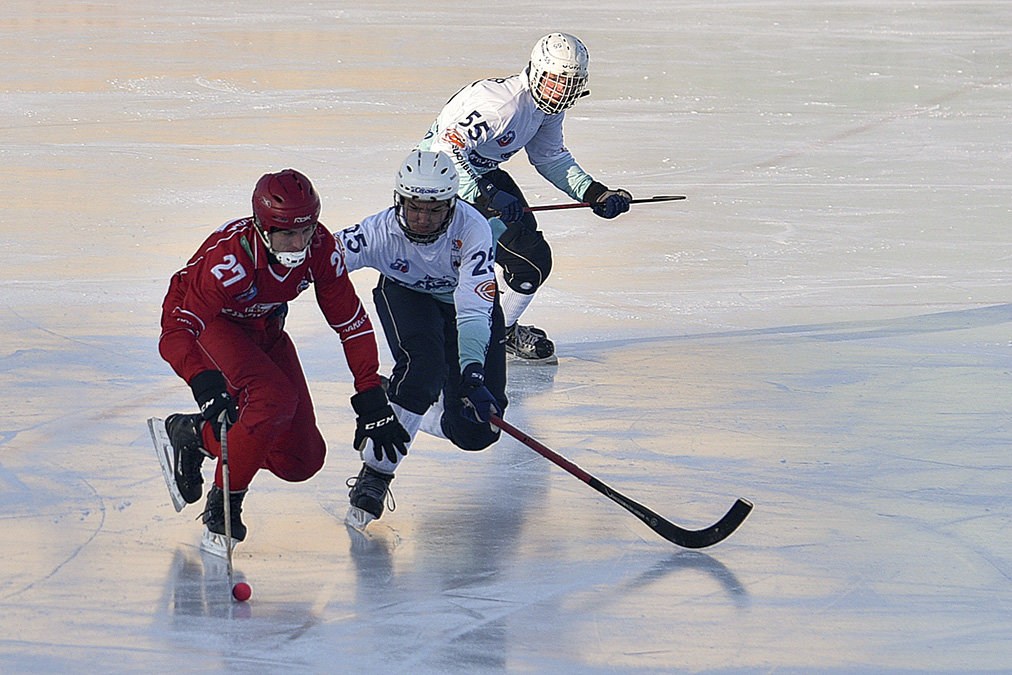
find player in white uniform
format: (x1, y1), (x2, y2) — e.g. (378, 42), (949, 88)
(337, 150), (507, 529)
(419, 33), (633, 362)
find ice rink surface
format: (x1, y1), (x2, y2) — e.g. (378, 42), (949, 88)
(2, 1), (1010, 672)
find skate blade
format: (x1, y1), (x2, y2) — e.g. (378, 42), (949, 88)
(345, 505), (376, 532)
(200, 528), (241, 559)
(148, 417), (186, 512)
(506, 352), (559, 366)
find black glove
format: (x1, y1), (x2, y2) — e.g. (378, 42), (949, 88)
(460, 363), (500, 424)
(351, 385), (410, 463)
(478, 179), (523, 223)
(189, 369), (237, 441)
(584, 181), (632, 219)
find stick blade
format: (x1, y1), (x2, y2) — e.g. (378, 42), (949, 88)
(630, 195), (686, 204)
(657, 498), (753, 549)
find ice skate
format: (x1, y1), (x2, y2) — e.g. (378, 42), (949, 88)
(149, 414), (210, 511)
(166, 413), (212, 504)
(505, 323), (558, 364)
(345, 464), (394, 531)
(199, 485), (247, 558)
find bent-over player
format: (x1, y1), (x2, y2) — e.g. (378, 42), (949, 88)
(337, 150), (507, 529)
(419, 32), (633, 362)
(155, 169), (408, 554)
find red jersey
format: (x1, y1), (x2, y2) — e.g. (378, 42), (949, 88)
(158, 217), (381, 392)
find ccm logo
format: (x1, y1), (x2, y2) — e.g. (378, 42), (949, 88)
(364, 414), (395, 430)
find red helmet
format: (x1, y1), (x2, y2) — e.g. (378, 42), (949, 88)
(252, 169), (321, 230)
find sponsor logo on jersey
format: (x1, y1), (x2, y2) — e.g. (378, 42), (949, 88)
(390, 258), (410, 273)
(474, 280), (497, 302)
(342, 314), (369, 335)
(467, 151), (499, 169)
(297, 279), (311, 293)
(235, 284), (258, 302)
(442, 128), (466, 149)
(407, 275), (456, 292)
(497, 131), (515, 147)
(222, 302), (283, 320)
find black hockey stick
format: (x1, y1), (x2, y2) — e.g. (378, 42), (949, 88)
(490, 415), (752, 549)
(525, 194), (686, 213)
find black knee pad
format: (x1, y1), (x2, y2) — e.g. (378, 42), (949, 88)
(445, 419), (501, 451)
(497, 229), (552, 294)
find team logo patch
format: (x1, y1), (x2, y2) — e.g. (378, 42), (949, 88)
(474, 280), (497, 302)
(442, 128), (466, 149)
(390, 258), (410, 273)
(497, 131), (515, 147)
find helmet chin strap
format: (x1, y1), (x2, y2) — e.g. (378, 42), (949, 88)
(273, 249), (308, 268)
(255, 220), (310, 268)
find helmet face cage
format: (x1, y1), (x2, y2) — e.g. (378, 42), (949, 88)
(252, 169), (321, 267)
(528, 33), (589, 115)
(393, 151), (459, 245)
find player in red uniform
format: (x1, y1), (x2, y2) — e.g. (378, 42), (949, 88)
(155, 168), (408, 555)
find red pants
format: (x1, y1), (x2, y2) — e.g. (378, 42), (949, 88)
(196, 317), (326, 491)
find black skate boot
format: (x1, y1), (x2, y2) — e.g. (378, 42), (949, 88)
(200, 485), (247, 558)
(345, 464), (394, 530)
(505, 323), (556, 362)
(165, 413), (211, 504)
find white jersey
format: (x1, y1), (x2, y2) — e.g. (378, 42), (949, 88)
(418, 71), (594, 204)
(336, 202), (498, 370)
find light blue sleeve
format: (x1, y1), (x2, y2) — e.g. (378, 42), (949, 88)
(452, 211), (497, 371)
(525, 113), (595, 200)
(456, 314), (491, 371)
(487, 216), (506, 241)
(534, 155), (595, 202)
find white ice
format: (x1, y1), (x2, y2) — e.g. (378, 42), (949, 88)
(1, 1), (1010, 672)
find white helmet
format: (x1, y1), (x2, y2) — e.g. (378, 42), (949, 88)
(527, 33), (589, 115)
(394, 150), (459, 244)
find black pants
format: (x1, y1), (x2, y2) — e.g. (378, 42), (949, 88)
(472, 169), (553, 295)
(373, 276), (508, 451)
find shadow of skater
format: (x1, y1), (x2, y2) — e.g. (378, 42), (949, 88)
(340, 440), (550, 672)
(345, 524), (396, 587)
(504, 360), (557, 407)
(164, 547), (251, 620)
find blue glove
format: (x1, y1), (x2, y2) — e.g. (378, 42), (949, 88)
(189, 369), (237, 441)
(584, 182), (632, 219)
(459, 363), (500, 424)
(487, 188), (523, 224)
